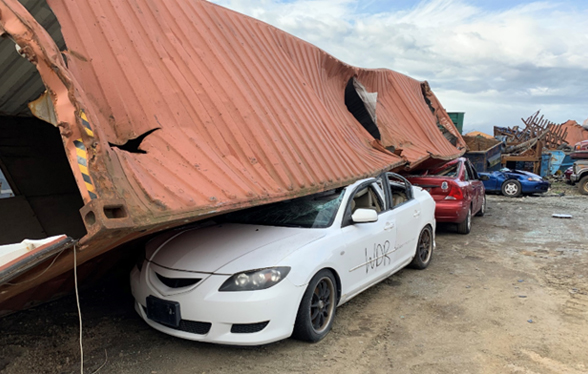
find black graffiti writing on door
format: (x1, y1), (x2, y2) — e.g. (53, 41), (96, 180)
(365, 240), (391, 274)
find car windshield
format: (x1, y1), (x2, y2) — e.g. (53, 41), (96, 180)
(223, 188), (345, 228)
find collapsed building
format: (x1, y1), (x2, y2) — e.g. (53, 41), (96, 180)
(495, 111), (588, 175)
(0, 0), (465, 314)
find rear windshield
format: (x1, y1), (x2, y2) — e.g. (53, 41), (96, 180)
(414, 163), (460, 177)
(223, 188), (345, 228)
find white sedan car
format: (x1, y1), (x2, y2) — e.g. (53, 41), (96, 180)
(130, 173), (436, 345)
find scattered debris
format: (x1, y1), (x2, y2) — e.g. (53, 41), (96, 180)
(538, 192), (565, 197)
(552, 214), (573, 219)
(495, 111), (579, 175)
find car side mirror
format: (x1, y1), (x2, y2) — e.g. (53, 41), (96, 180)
(351, 209), (378, 223)
(480, 175), (490, 181)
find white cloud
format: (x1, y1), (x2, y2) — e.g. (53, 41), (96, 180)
(210, 0), (588, 134)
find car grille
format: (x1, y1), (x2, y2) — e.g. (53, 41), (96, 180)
(178, 320), (212, 335)
(231, 321), (269, 334)
(142, 305), (211, 335)
(156, 273), (201, 288)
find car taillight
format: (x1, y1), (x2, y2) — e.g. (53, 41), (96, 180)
(444, 182), (463, 200)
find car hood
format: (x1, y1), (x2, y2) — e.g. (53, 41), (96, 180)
(504, 170), (542, 180)
(147, 224), (326, 273)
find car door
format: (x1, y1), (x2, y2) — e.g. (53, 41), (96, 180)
(338, 181), (398, 300)
(461, 160), (476, 210)
(465, 160), (483, 212)
(385, 173), (422, 266)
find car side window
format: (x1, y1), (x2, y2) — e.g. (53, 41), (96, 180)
(342, 183), (385, 227)
(351, 185), (383, 214)
(463, 162), (471, 181)
(386, 173), (413, 208)
(467, 161), (479, 180)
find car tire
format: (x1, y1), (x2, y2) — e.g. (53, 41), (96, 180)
(292, 269), (337, 343)
(475, 195), (486, 217)
(579, 176), (588, 195)
(501, 180), (522, 197)
(456, 206), (472, 235)
(409, 226), (434, 269)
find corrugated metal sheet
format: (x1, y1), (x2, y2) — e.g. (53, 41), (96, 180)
(0, 0), (464, 308)
(358, 72), (466, 167)
(0, 0), (65, 116)
(50, 0), (463, 206)
(51, 0), (407, 212)
(561, 120), (588, 146)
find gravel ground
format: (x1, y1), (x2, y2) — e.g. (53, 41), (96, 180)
(1, 181), (587, 374)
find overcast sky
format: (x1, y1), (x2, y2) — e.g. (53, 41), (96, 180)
(209, 0), (587, 135)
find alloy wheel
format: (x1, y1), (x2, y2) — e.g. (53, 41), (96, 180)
(310, 277), (335, 333)
(417, 228), (432, 263)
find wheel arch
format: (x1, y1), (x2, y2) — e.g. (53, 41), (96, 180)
(413, 223), (434, 255)
(293, 266), (343, 305)
(501, 179), (512, 188)
(424, 223), (435, 241)
(322, 267), (342, 304)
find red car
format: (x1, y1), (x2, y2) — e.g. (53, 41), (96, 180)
(404, 158), (486, 235)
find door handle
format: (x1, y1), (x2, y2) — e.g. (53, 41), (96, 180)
(384, 222), (395, 231)
(414, 210), (421, 218)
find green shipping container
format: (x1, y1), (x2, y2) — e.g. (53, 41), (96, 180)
(448, 112), (465, 134)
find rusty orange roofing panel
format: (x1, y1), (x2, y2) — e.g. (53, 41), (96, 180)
(358, 72), (466, 167)
(561, 120), (588, 145)
(50, 0), (404, 210)
(0, 0), (464, 308)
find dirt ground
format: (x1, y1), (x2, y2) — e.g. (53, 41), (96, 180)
(1, 181), (587, 374)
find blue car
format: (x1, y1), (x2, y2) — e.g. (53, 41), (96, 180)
(478, 169), (550, 197)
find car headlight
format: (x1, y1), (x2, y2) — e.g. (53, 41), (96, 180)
(528, 177), (542, 182)
(219, 267), (291, 291)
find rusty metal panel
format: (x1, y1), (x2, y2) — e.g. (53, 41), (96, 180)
(48, 0), (405, 212)
(0, 0), (65, 116)
(561, 120), (588, 146)
(357, 72), (466, 167)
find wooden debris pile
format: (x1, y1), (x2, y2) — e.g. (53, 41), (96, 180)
(494, 111), (571, 174)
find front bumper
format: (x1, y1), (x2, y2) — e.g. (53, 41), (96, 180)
(571, 173), (580, 183)
(130, 262), (305, 345)
(522, 181), (550, 194)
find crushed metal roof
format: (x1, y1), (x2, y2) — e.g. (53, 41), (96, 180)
(0, 0), (465, 309)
